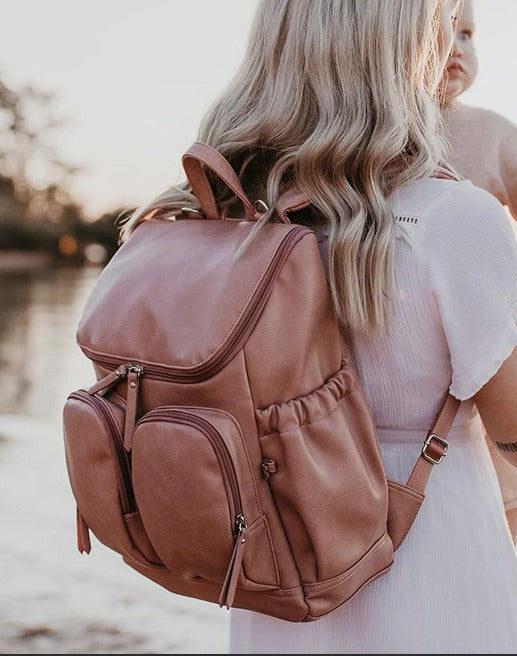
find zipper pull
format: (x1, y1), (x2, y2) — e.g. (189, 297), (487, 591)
(261, 458), (277, 480)
(87, 364), (128, 396)
(218, 515), (247, 610)
(124, 363), (144, 451)
(76, 507), (91, 554)
(234, 513), (246, 534)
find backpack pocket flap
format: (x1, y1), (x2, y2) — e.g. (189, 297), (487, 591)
(62, 390), (164, 568)
(131, 406), (279, 590)
(77, 220), (309, 373)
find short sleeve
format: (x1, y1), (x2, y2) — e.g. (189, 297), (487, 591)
(424, 183), (517, 401)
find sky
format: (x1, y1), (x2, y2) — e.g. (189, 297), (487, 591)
(1, 0), (516, 220)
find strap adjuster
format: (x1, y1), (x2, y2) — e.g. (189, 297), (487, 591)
(421, 433), (448, 464)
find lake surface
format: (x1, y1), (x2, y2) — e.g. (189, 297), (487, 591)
(0, 266), (99, 421)
(0, 264), (230, 654)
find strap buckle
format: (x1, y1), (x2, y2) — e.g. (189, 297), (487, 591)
(421, 433), (448, 465)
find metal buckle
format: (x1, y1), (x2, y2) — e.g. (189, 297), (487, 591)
(254, 199), (269, 214)
(421, 433), (448, 464)
(180, 207), (205, 219)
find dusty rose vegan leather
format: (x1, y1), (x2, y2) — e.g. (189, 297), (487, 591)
(62, 142), (460, 623)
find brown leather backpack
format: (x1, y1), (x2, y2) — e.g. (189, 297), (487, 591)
(62, 142), (459, 623)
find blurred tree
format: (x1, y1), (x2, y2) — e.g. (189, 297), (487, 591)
(83, 209), (130, 261)
(0, 173), (27, 221)
(0, 75), (79, 198)
(0, 72), (121, 264)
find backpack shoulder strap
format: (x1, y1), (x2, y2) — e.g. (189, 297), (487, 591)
(387, 392), (461, 550)
(274, 168), (461, 222)
(433, 166), (462, 181)
(406, 392), (461, 494)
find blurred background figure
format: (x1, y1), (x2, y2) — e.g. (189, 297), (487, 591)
(441, 0), (517, 544)
(441, 0), (517, 221)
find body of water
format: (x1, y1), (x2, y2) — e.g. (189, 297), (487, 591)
(0, 265), (230, 654)
(0, 266), (98, 421)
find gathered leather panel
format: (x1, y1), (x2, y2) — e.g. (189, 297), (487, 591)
(255, 361), (357, 436)
(256, 362), (390, 583)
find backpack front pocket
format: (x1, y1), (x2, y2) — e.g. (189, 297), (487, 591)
(256, 362), (391, 585)
(131, 406), (279, 604)
(62, 389), (163, 568)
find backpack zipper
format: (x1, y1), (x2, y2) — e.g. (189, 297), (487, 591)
(136, 408), (247, 609)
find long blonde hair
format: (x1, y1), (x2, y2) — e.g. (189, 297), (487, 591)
(118, 0), (454, 334)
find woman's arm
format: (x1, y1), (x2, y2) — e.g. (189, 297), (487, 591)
(474, 346), (517, 467)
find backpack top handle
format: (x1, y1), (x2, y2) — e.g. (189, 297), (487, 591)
(182, 142), (256, 221)
(182, 142), (302, 224)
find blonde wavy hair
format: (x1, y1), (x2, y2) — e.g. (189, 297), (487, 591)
(118, 0), (457, 334)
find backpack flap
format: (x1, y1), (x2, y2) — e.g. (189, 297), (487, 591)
(76, 217), (310, 376)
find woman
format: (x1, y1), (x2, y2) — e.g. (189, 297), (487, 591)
(119, 0), (517, 652)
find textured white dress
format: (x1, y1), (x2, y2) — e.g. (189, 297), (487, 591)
(230, 178), (517, 654)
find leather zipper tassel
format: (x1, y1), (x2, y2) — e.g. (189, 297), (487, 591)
(87, 364), (128, 396)
(124, 365), (143, 451)
(76, 507), (91, 554)
(218, 524), (247, 610)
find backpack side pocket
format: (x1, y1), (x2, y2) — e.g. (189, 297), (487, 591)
(63, 389), (164, 569)
(256, 361), (392, 585)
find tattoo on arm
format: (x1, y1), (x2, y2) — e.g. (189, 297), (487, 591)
(496, 441), (517, 453)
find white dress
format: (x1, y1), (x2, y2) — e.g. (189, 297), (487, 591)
(230, 178), (517, 654)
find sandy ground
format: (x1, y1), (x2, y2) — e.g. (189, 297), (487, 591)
(0, 413), (231, 654)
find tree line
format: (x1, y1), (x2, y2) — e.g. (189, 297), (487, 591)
(0, 73), (126, 265)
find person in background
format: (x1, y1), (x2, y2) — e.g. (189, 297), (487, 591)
(441, 0), (517, 544)
(441, 0), (517, 221)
